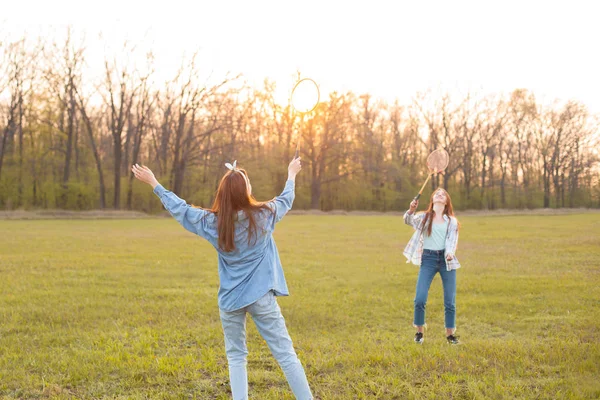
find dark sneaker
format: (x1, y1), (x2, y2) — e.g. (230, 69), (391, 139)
(446, 334), (460, 345)
(414, 332), (424, 344)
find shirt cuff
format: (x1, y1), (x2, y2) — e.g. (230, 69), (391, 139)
(153, 183), (167, 197)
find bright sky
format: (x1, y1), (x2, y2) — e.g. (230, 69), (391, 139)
(3, 0), (600, 113)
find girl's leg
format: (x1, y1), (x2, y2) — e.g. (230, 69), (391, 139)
(414, 254), (438, 329)
(439, 267), (457, 334)
(248, 291), (313, 400)
(219, 308), (249, 400)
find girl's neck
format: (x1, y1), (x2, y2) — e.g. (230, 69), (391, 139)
(432, 204), (445, 218)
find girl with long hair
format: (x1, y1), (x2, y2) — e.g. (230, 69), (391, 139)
(132, 158), (312, 399)
(403, 188), (461, 345)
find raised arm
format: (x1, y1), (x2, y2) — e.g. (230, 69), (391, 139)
(270, 157), (302, 224)
(403, 199), (424, 230)
(132, 164), (208, 236)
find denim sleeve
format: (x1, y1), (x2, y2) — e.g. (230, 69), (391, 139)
(269, 179), (295, 225)
(153, 184), (209, 238)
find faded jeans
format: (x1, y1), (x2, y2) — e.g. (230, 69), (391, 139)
(414, 249), (457, 329)
(219, 291), (313, 400)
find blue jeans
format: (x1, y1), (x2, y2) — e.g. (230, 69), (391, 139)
(414, 249), (457, 329)
(219, 291), (313, 400)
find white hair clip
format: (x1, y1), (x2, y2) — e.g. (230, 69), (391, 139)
(225, 160), (238, 171)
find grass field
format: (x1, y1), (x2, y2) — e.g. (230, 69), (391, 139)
(1, 214), (599, 399)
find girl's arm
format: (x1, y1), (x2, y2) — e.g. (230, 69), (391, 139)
(132, 164), (208, 236)
(270, 158), (302, 224)
(404, 199), (423, 230)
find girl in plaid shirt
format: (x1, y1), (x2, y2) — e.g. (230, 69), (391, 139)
(404, 188), (461, 345)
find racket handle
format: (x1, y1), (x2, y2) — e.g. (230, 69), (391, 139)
(414, 173), (432, 201)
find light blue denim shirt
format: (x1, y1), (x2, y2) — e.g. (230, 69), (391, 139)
(153, 179), (296, 312)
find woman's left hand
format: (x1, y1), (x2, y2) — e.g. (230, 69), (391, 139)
(446, 253), (454, 261)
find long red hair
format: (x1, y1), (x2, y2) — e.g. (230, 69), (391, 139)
(420, 188), (458, 236)
(208, 168), (273, 252)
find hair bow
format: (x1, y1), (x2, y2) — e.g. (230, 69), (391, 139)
(225, 160), (238, 171)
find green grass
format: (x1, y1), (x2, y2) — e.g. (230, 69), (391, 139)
(0, 214), (599, 399)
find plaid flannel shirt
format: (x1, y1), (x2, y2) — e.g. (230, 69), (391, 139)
(403, 211), (461, 271)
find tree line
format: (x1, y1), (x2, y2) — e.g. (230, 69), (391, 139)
(1, 32), (598, 212)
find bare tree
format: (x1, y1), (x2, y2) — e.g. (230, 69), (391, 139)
(303, 92), (352, 209)
(478, 96), (508, 209)
(76, 89), (107, 209)
(456, 98), (481, 203)
(101, 44), (138, 209)
(125, 55), (156, 209)
(390, 101), (422, 194)
(44, 29), (85, 207)
(169, 55), (234, 195)
(507, 89), (537, 207)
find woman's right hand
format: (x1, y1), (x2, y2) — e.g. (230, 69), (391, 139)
(409, 199), (418, 213)
(288, 157), (302, 181)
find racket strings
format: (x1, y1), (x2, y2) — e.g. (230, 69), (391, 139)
(427, 149), (449, 172)
(291, 78), (320, 113)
